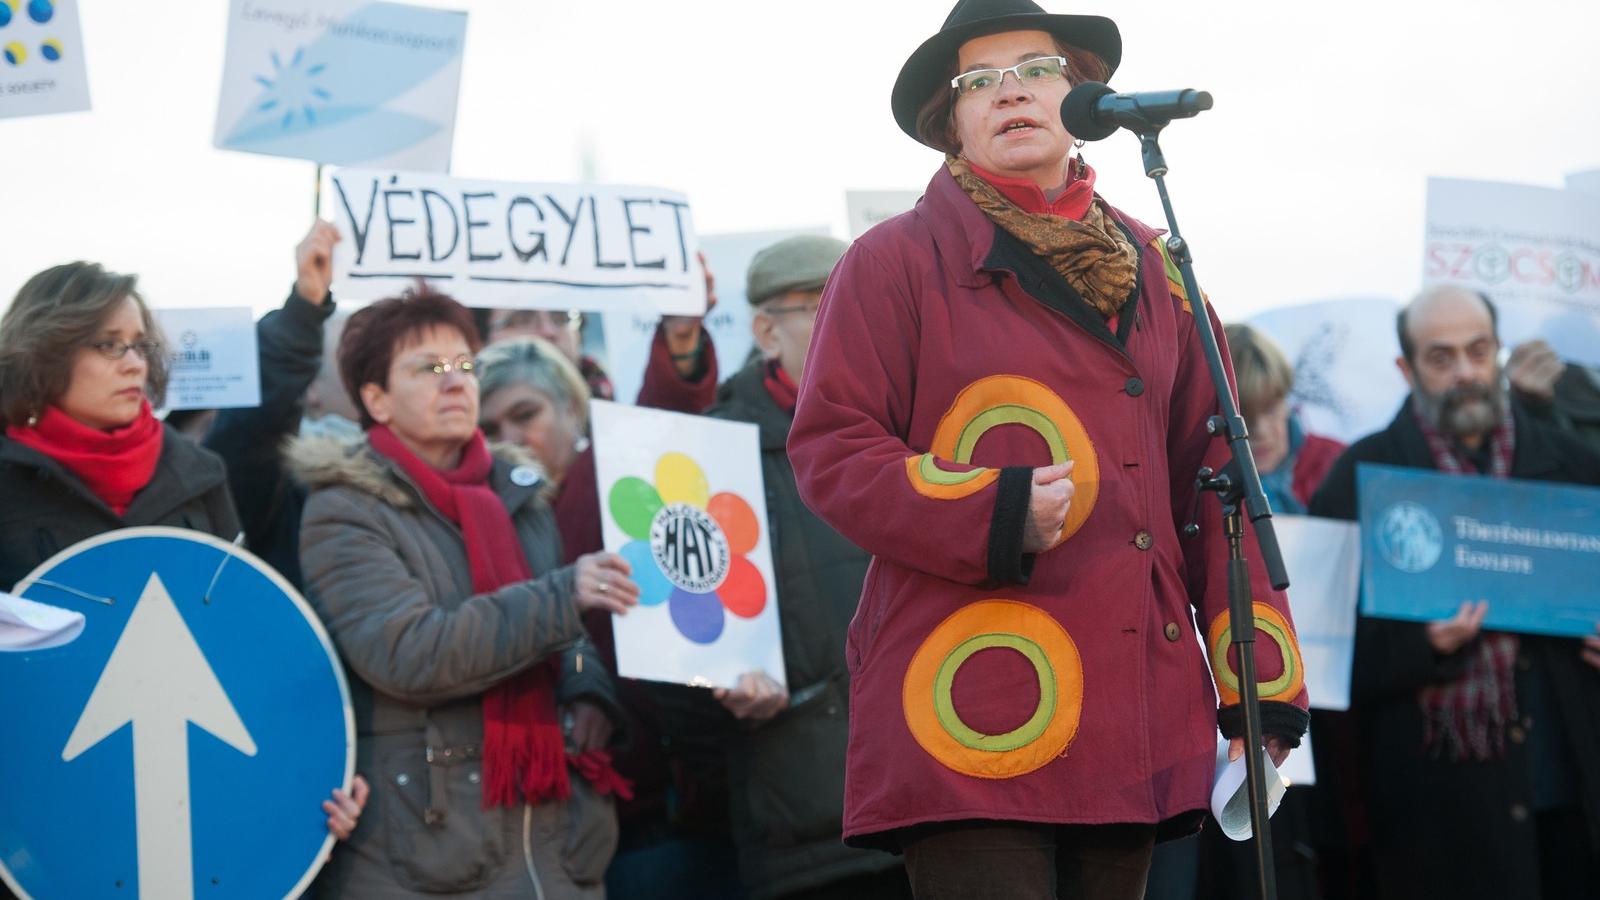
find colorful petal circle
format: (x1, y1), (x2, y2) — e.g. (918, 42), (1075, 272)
(0, 4), (11, 28)
(26, 0), (51, 25)
(717, 555), (766, 619)
(40, 38), (60, 61)
(3, 41), (24, 65)
(655, 452), (709, 508)
(669, 587), (724, 644)
(707, 492), (759, 555)
(608, 476), (662, 540)
(619, 540), (672, 606)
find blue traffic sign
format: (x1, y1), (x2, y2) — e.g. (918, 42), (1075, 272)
(0, 527), (353, 899)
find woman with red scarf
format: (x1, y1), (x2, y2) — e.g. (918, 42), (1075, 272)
(0, 262), (370, 847)
(293, 285), (640, 898)
(787, 1), (1310, 895)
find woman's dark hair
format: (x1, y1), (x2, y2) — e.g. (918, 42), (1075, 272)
(915, 38), (1110, 155)
(337, 282), (483, 428)
(0, 262), (169, 426)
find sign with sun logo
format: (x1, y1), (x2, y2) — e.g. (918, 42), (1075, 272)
(213, 0), (466, 170)
(592, 400), (785, 690)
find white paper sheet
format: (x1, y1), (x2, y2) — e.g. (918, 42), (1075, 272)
(0, 592), (85, 652)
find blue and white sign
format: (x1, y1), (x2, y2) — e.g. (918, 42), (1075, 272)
(0, 528), (353, 900)
(1358, 464), (1600, 638)
(213, 0), (467, 170)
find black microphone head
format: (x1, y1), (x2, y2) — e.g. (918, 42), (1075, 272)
(1060, 81), (1118, 142)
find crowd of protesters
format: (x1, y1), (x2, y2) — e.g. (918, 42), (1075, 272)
(3, 0), (1599, 897)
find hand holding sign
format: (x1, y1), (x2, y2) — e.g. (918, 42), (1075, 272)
(296, 220), (341, 305)
(1582, 625), (1600, 672)
(1425, 600), (1489, 654)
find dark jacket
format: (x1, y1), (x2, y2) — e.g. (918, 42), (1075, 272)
(0, 424), (241, 589)
(700, 359), (899, 898)
(787, 165), (1308, 846)
(1520, 363), (1600, 453)
(292, 436), (621, 899)
(1308, 399), (1600, 900)
(203, 288), (334, 590)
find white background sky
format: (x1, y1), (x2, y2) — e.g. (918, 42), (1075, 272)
(3, 0), (1597, 321)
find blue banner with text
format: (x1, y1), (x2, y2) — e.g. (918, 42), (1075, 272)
(1357, 463), (1600, 638)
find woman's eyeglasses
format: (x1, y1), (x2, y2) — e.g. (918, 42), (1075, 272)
(952, 56), (1069, 96)
(88, 339), (162, 361)
(412, 356), (478, 378)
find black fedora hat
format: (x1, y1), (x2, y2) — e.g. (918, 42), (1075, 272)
(891, 0), (1121, 146)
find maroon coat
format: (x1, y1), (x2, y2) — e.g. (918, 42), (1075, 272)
(788, 166), (1310, 847)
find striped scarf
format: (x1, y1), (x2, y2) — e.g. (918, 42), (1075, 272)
(1413, 398), (1520, 762)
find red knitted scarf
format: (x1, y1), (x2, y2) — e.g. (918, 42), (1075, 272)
(6, 402), (163, 515)
(1413, 400), (1520, 762)
(367, 425), (629, 806)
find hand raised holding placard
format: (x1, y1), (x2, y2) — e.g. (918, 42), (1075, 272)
(295, 220), (341, 306)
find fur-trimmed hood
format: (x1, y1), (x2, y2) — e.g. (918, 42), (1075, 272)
(287, 433), (549, 507)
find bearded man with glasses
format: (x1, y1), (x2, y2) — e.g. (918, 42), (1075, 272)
(1308, 286), (1600, 900)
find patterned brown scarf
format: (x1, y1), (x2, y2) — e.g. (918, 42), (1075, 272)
(948, 156), (1139, 317)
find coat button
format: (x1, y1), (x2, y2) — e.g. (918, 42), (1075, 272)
(468, 771), (481, 785)
(1510, 803), (1529, 823)
(1134, 530), (1154, 551)
(395, 773), (411, 786)
(1125, 377), (1145, 397)
(1164, 622), (1181, 642)
(1508, 725), (1526, 744)
(510, 465), (541, 487)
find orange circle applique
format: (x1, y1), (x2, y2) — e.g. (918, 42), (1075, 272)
(902, 599), (1083, 779)
(1206, 602), (1305, 705)
(926, 375), (1099, 547)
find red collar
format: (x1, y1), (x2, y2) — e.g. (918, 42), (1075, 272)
(965, 157), (1097, 220)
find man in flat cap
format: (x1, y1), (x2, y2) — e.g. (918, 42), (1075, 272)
(666, 235), (912, 899)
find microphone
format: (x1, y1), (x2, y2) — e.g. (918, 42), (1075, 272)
(1060, 82), (1213, 141)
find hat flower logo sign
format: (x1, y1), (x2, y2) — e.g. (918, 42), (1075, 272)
(608, 451), (766, 644)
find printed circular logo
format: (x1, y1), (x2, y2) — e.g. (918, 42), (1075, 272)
(1376, 501), (1443, 573)
(649, 502), (730, 593)
(607, 452), (766, 644)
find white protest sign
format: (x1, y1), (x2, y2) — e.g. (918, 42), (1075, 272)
(0, 0), (89, 120)
(1566, 169), (1600, 196)
(1278, 514), (1360, 712)
(1423, 177), (1600, 367)
(1248, 297), (1407, 445)
(214, 0), (466, 170)
(846, 190), (920, 239)
(602, 227), (830, 405)
(152, 307), (262, 411)
(330, 169), (706, 316)
(591, 400), (784, 689)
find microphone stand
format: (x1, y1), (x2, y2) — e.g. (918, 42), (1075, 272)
(1123, 119), (1292, 900)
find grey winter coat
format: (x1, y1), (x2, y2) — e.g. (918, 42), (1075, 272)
(293, 436), (621, 899)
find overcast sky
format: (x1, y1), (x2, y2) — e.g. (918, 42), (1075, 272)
(3, 0), (1597, 321)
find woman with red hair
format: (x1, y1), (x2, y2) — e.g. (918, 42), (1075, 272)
(294, 284), (639, 898)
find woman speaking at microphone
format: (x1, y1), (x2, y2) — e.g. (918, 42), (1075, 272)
(786, 1), (1310, 895)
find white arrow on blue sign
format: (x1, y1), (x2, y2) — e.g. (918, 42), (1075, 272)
(0, 527), (353, 899)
